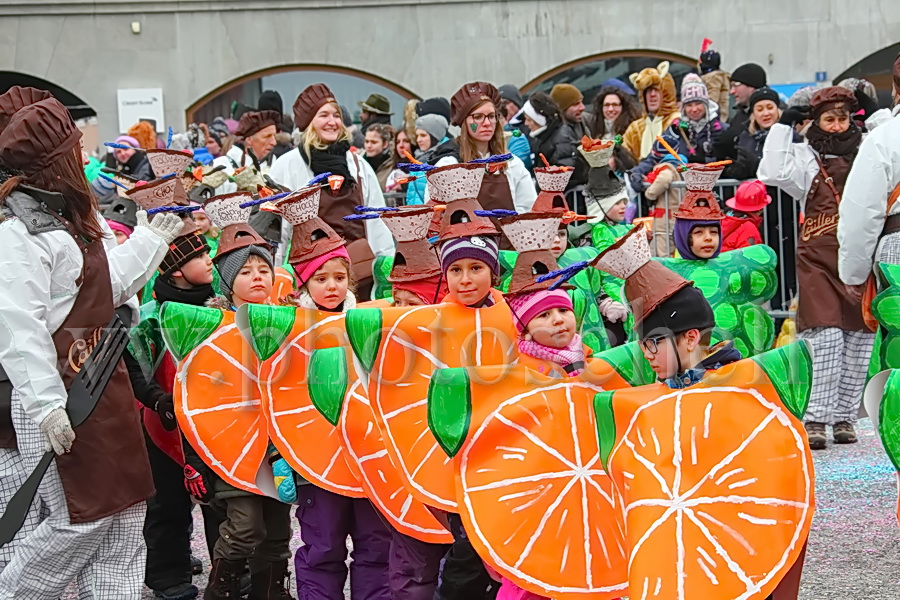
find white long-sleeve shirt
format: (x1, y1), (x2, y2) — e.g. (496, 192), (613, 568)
(268, 147), (394, 265)
(0, 215), (167, 425)
(838, 106), (900, 285)
(431, 154), (537, 214)
(757, 123), (819, 210)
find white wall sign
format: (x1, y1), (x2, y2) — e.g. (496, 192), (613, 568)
(117, 88), (165, 133)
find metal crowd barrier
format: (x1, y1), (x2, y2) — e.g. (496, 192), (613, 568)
(648, 179), (800, 318)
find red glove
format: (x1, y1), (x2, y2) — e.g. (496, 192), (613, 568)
(184, 464), (212, 503)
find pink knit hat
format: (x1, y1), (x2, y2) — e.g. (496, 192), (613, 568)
(507, 289), (573, 333)
(294, 246), (351, 286)
(105, 218), (133, 239)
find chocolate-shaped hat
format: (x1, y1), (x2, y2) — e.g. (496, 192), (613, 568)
(578, 138), (627, 215)
(103, 196), (138, 230)
(591, 226), (691, 326)
(146, 148), (194, 179)
(126, 176), (198, 236)
(429, 162), (498, 242)
(532, 166), (573, 214)
(381, 206), (442, 283)
(674, 164), (725, 221)
(266, 184), (345, 266)
(203, 192), (268, 260)
(499, 212), (566, 295)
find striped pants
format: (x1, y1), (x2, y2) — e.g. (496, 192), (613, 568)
(797, 327), (875, 424)
(0, 397), (146, 600)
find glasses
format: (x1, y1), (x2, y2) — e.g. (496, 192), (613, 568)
(603, 102), (622, 108)
(639, 335), (670, 355)
(468, 112), (499, 124)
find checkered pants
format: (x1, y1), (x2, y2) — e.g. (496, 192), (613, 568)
(798, 327), (875, 424)
(0, 396), (146, 600)
(0, 448), (44, 573)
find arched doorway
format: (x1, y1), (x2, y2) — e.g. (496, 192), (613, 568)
(834, 42), (900, 106)
(187, 65), (418, 128)
(0, 71), (96, 120)
(522, 49), (697, 105)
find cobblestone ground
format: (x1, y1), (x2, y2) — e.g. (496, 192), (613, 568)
(59, 418), (899, 599)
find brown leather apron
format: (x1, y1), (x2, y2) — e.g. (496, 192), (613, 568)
(795, 157), (866, 332)
(50, 218), (154, 523)
(476, 168), (515, 250)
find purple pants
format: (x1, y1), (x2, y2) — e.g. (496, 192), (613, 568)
(294, 485), (391, 600)
(390, 528), (451, 600)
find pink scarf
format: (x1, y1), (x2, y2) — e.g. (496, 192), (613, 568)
(518, 334), (585, 376)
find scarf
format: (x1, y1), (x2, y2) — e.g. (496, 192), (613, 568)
(153, 276), (215, 307)
(805, 122), (862, 159)
(518, 335), (585, 377)
(302, 140), (355, 185)
(364, 150), (391, 173)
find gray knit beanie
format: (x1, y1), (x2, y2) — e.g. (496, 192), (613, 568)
(414, 114), (449, 144)
(216, 245), (275, 300)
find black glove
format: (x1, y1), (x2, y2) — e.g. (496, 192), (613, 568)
(155, 393), (177, 431)
(779, 108), (808, 127)
(853, 88), (879, 120)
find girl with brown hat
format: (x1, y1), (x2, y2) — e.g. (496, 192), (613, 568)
(759, 86), (874, 451)
(427, 82), (536, 218)
(268, 84), (394, 296)
(0, 86), (182, 597)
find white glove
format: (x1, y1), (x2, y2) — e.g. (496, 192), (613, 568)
(136, 210), (183, 245)
(40, 407), (76, 455)
(599, 297), (629, 323)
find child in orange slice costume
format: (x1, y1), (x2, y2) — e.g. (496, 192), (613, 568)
(270, 183), (392, 600)
(189, 191), (295, 600)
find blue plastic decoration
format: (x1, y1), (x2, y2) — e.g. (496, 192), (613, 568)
(97, 173), (129, 190)
(307, 172), (332, 186)
(471, 153), (513, 164)
(147, 205), (202, 215)
(474, 209), (518, 218)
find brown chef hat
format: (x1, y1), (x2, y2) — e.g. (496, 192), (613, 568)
(292, 84), (338, 131)
(809, 86), (858, 119)
(0, 97), (82, 176)
(0, 86), (52, 133)
(235, 110), (282, 138)
(450, 82), (502, 127)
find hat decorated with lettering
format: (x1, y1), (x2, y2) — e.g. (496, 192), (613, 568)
(674, 164), (726, 221)
(499, 212), (567, 295)
(264, 184), (348, 283)
(579, 137), (627, 218)
(429, 162), (498, 242)
(126, 176), (198, 237)
(145, 148), (194, 179)
(381, 206), (442, 283)
(203, 192), (269, 259)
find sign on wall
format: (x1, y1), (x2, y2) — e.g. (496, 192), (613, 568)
(117, 88), (165, 133)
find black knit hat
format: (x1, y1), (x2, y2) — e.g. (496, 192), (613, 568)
(257, 90), (283, 114)
(731, 63), (767, 89)
(748, 87), (781, 110)
(416, 97), (452, 123)
(638, 285), (715, 340)
(699, 50), (721, 74)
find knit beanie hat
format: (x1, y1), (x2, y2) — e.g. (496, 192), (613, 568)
(498, 84), (524, 110)
(550, 84), (583, 112)
(216, 244), (275, 299)
(680, 74), (710, 106)
(731, 63), (767, 89)
(294, 246), (351, 286)
(507, 289), (573, 334)
(416, 97), (452, 123)
(114, 135), (141, 149)
(699, 50), (721, 74)
(257, 90), (284, 114)
(439, 235), (500, 276)
(748, 87), (781, 111)
(414, 114), (449, 144)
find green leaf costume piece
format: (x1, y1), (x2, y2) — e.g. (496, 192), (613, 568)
(239, 304), (297, 361)
(427, 368), (472, 458)
(346, 308), (383, 373)
(750, 341), (813, 420)
(595, 342), (657, 388)
(308, 347), (348, 426)
(158, 302), (224, 362)
(870, 263), (900, 374)
(592, 391), (617, 471)
(660, 244), (777, 356)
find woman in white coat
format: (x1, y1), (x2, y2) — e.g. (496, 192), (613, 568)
(268, 84), (393, 295)
(0, 87), (182, 598)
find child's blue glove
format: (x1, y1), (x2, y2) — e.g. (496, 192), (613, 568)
(273, 458), (297, 503)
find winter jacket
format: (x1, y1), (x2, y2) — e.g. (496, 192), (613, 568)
(405, 136), (451, 205)
(530, 119), (587, 189)
(664, 341), (742, 389)
(676, 114), (726, 165)
(701, 70), (731, 114)
(505, 125), (533, 171)
(622, 64), (681, 161)
(721, 214), (763, 252)
(838, 106), (900, 285)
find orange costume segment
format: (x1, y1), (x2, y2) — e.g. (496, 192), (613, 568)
(345, 290), (519, 510)
(427, 363), (630, 599)
(160, 304), (272, 496)
(238, 303), (364, 498)
(593, 343), (815, 600)
(340, 370), (452, 543)
(271, 267), (295, 303)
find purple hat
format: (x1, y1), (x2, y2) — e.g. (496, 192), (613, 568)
(674, 218), (722, 260)
(439, 235), (500, 275)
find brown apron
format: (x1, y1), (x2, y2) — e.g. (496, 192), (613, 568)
(476, 169), (515, 250)
(795, 157), (866, 332)
(50, 218), (154, 524)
